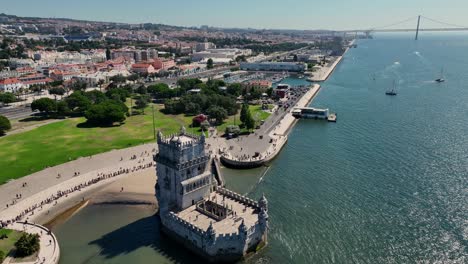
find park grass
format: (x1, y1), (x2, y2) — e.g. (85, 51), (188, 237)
(216, 105), (271, 135)
(0, 104), (190, 184)
(0, 103), (271, 183)
(0, 229), (24, 259)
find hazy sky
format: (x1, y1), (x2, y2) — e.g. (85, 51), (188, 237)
(2, 0), (468, 30)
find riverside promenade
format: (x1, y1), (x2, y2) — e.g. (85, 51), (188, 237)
(0, 144), (156, 264)
(217, 84), (321, 168)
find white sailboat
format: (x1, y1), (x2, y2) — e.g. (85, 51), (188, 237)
(435, 68), (445, 83)
(385, 80), (397, 96)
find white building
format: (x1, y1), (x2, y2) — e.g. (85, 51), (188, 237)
(191, 48), (252, 62)
(0, 78), (23, 92)
(195, 42), (216, 52)
(240, 62), (307, 72)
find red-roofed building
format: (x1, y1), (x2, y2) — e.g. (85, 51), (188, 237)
(16, 67), (36, 75)
(152, 58), (176, 71)
(131, 63), (156, 74)
(242, 80), (272, 91)
(19, 74), (53, 88)
(0, 78), (23, 92)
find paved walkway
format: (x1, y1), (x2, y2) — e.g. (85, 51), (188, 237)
(0, 144), (154, 214)
(2, 222), (60, 264)
(215, 84), (320, 166)
(0, 144), (156, 225)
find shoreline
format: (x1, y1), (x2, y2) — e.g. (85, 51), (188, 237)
(308, 40), (354, 82)
(45, 169), (158, 230)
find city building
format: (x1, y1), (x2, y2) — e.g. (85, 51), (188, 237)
(195, 42), (216, 52)
(191, 48), (252, 62)
(156, 128), (268, 262)
(275, 84), (290, 98)
(131, 63), (157, 74)
(18, 74), (53, 88)
(111, 48), (158, 62)
(0, 78), (23, 92)
(242, 80), (272, 91)
(240, 62), (307, 72)
(152, 58), (176, 71)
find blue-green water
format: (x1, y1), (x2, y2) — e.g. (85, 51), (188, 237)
(54, 33), (468, 263)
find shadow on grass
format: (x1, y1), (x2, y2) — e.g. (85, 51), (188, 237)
(76, 121), (124, 128)
(89, 214), (203, 263)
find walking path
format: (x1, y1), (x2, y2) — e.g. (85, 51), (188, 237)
(0, 144), (157, 264)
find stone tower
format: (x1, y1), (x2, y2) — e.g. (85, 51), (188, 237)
(155, 127), (214, 215)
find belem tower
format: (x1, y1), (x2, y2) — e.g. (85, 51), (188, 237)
(155, 127), (269, 262)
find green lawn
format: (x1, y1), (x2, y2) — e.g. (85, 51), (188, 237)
(0, 104), (191, 184)
(0, 103), (272, 184)
(0, 229), (24, 259)
(216, 105), (271, 135)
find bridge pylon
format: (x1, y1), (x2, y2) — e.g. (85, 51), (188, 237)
(415, 15), (421, 40)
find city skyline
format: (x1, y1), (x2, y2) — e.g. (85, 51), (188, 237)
(2, 0), (468, 30)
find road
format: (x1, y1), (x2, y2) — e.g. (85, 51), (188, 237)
(0, 105), (35, 120)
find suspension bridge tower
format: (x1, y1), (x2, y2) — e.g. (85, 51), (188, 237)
(415, 15), (421, 40)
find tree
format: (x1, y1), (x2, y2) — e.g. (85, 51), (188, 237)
(31, 98), (56, 115)
(0, 92), (16, 105)
(135, 85), (147, 95)
(71, 80), (87, 91)
(106, 47), (111, 60)
(207, 105), (227, 124)
(225, 125), (240, 136)
(0, 115), (11, 135)
(240, 103), (249, 124)
(14, 233), (40, 257)
(56, 101), (70, 116)
(245, 110), (256, 131)
(200, 120), (210, 131)
(65, 92), (91, 115)
(184, 102), (201, 115)
(106, 87), (130, 102)
(84, 90), (107, 104)
(109, 74), (127, 84)
(127, 74), (140, 82)
(85, 100), (127, 126)
(135, 95), (150, 114)
(227, 83), (242, 96)
(30, 85), (44, 94)
(207, 58), (214, 69)
(48, 87), (66, 100)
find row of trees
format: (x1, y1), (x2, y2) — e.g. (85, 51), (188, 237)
(31, 88), (131, 126)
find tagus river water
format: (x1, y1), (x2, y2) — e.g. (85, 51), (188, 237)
(53, 33), (468, 263)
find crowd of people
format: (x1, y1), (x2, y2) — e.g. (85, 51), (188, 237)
(0, 159), (155, 228)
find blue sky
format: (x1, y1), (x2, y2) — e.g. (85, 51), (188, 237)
(2, 0), (468, 30)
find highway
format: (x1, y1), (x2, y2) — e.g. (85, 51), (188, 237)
(0, 105), (35, 120)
